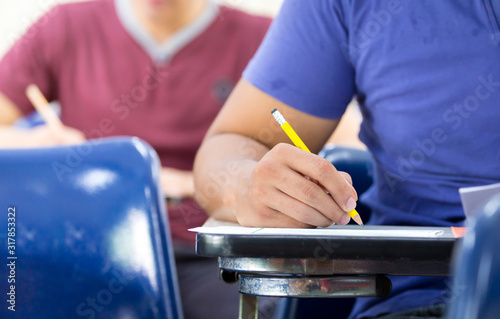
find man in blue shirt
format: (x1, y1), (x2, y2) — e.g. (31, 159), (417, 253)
(193, 0), (500, 318)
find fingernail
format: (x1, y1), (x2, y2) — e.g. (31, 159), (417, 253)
(340, 214), (351, 225)
(346, 197), (357, 211)
(350, 187), (357, 200)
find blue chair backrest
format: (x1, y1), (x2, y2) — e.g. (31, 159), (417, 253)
(446, 194), (500, 319)
(0, 137), (183, 319)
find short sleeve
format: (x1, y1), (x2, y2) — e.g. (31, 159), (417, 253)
(0, 7), (62, 115)
(243, 0), (354, 120)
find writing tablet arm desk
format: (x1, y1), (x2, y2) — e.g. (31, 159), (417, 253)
(195, 225), (460, 318)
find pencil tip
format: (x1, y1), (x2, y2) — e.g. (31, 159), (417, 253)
(353, 214), (364, 226)
(271, 108), (278, 114)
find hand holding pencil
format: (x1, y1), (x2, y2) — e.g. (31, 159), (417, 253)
(271, 108), (363, 226)
(23, 84), (85, 146)
(203, 101), (359, 228)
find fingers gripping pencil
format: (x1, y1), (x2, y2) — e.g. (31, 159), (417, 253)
(271, 108), (363, 226)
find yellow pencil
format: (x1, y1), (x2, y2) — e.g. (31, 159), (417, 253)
(271, 108), (363, 226)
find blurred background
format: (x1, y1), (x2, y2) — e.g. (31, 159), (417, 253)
(0, 0), (284, 58)
(0, 0), (364, 148)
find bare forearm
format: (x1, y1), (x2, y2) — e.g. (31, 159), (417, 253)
(193, 133), (269, 222)
(0, 92), (22, 126)
(0, 126), (32, 148)
(0, 93), (30, 147)
(0, 125), (86, 148)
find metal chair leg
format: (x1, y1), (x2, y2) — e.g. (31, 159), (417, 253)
(239, 294), (258, 319)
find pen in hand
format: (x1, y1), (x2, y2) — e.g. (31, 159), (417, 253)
(271, 108), (363, 226)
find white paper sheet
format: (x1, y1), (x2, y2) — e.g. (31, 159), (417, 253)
(459, 182), (500, 218)
(189, 225), (449, 239)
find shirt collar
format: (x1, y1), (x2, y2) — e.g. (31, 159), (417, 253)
(115, 0), (219, 65)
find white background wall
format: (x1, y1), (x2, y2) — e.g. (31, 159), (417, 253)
(0, 0), (284, 58)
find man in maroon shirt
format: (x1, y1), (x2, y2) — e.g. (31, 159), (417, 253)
(0, 0), (271, 317)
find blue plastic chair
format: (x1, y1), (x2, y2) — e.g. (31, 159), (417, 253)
(446, 194), (500, 319)
(276, 144), (374, 319)
(0, 137), (183, 319)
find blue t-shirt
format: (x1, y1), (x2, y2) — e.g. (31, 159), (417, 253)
(243, 0), (500, 318)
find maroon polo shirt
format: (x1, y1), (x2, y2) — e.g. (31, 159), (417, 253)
(0, 0), (271, 243)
